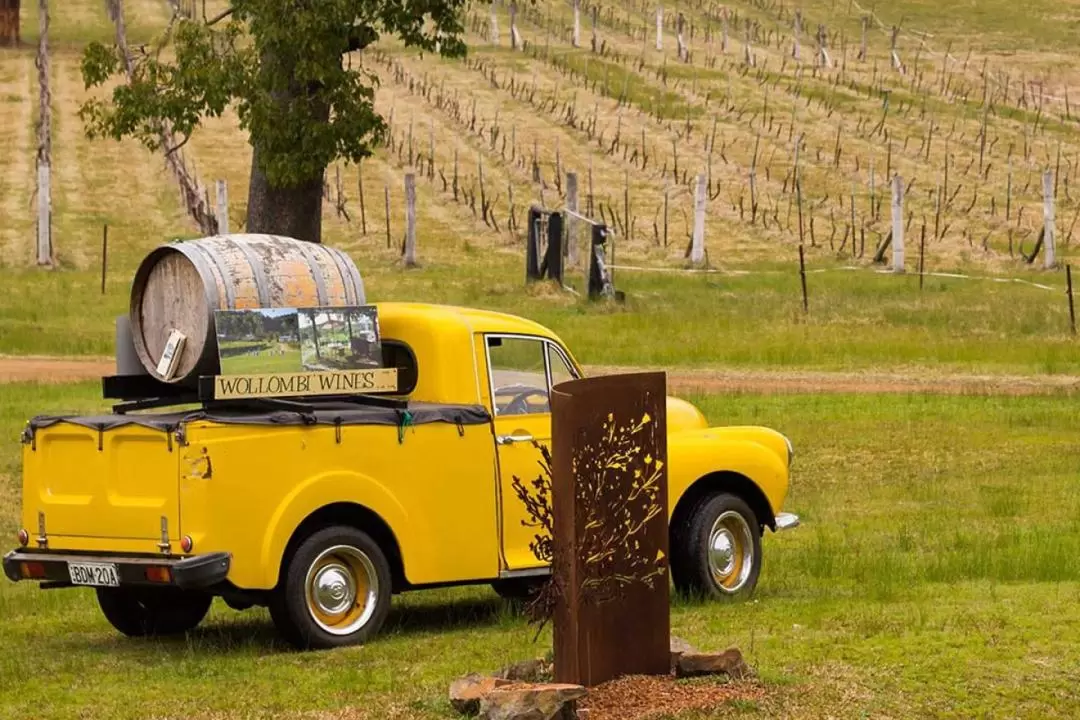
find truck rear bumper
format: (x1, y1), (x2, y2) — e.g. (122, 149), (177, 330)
(2, 550), (231, 590)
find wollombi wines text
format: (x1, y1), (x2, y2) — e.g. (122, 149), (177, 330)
(214, 369), (398, 399)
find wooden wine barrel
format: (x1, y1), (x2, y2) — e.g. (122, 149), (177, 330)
(129, 233), (366, 384)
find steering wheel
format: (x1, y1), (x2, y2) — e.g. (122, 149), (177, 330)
(496, 385), (549, 415)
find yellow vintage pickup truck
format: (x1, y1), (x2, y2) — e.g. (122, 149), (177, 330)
(4, 303), (798, 649)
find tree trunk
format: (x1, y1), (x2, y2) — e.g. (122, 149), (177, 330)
(246, 143), (324, 243)
(0, 0), (20, 47)
(245, 42), (331, 245)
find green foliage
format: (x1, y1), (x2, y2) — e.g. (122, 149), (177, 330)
(78, 0), (468, 185)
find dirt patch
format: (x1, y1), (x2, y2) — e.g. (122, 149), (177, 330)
(579, 674), (766, 720)
(586, 366), (1080, 397)
(3, 355), (1080, 396)
(0, 355), (113, 383)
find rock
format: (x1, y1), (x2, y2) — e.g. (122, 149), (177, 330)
(669, 635), (697, 662)
(575, 710), (590, 720)
(674, 649), (752, 680)
(479, 683), (587, 720)
(497, 658), (553, 683)
(450, 674), (512, 716)
(670, 635), (697, 655)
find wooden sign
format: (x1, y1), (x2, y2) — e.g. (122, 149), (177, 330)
(212, 368), (398, 400)
(155, 330), (187, 380)
(550, 372), (670, 687)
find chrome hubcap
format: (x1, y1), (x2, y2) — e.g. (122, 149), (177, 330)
(707, 511), (754, 593)
(304, 545), (379, 636)
(312, 563), (355, 616)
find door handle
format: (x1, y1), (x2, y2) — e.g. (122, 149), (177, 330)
(496, 433), (534, 446)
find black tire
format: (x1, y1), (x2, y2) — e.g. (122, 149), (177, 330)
(491, 576), (547, 602)
(671, 493), (762, 600)
(96, 587), (212, 637)
(269, 525), (392, 650)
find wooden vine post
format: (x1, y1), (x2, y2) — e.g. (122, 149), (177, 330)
(551, 372), (670, 687)
(572, 0), (581, 47)
(215, 179), (229, 235)
(1044, 169), (1057, 269)
(891, 175), (905, 273)
(35, 0), (52, 266)
(403, 173), (418, 267)
(690, 174), (706, 265)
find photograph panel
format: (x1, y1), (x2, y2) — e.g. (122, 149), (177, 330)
(298, 305), (382, 371)
(215, 307), (303, 375)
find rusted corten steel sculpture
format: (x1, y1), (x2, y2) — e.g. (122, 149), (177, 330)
(550, 372), (670, 687)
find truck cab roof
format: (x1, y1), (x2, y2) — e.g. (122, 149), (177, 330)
(374, 302), (580, 407)
(374, 302), (561, 340)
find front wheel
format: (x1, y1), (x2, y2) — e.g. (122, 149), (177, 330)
(671, 493), (762, 600)
(96, 587), (212, 637)
(270, 525), (392, 650)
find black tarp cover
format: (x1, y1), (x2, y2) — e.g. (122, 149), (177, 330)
(25, 401), (491, 440)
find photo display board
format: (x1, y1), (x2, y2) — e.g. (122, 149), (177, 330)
(212, 305), (396, 399)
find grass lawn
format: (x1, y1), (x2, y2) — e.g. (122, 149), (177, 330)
(219, 347), (304, 375)
(1, 382), (1077, 719)
(3, 254), (1079, 376)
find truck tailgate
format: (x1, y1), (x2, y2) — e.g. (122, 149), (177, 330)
(23, 422), (179, 542)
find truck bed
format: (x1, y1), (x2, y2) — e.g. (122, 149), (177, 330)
(21, 400), (491, 554)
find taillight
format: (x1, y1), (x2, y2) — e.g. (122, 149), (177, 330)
(180, 535), (193, 553)
(20, 562), (46, 579)
(145, 566), (172, 584)
(16, 529), (29, 547)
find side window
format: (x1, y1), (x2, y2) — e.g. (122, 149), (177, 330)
(381, 340), (418, 395)
(547, 344), (576, 392)
(488, 337), (550, 416)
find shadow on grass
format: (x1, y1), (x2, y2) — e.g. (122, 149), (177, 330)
(383, 596), (508, 636)
(58, 595), (512, 656)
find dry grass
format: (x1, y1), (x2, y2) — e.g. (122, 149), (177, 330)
(4, 0), (1079, 275)
(0, 53), (34, 267)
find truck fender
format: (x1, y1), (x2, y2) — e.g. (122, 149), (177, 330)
(260, 470), (410, 589)
(669, 436), (790, 523)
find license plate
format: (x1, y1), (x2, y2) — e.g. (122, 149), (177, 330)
(68, 562), (120, 587)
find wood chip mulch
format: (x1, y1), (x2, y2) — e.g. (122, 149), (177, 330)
(578, 674), (766, 720)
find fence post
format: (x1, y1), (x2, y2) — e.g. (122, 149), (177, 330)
(798, 244), (808, 314)
(792, 9), (801, 61)
(404, 173), (418, 267)
(892, 175), (905, 273)
(655, 6), (663, 51)
(572, 0), (581, 47)
(526, 206), (543, 281)
(1044, 169), (1057, 268)
(489, 0), (499, 44)
(509, 1), (520, 49)
(215, 179), (229, 235)
(544, 210), (564, 285)
(690, 173), (706, 264)
(35, 0), (52, 267)
(384, 185), (391, 249)
(589, 223), (615, 299)
(37, 164), (51, 265)
(1067, 265), (1076, 335)
(101, 224), (108, 294)
(566, 172), (579, 266)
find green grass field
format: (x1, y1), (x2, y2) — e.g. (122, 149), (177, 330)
(2, 0), (1080, 717)
(219, 346), (304, 375)
(1, 382), (1077, 719)
(4, 255), (1078, 376)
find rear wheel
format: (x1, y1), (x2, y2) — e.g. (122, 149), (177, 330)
(671, 493), (762, 600)
(96, 587), (212, 637)
(270, 525), (392, 650)
(491, 576), (547, 602)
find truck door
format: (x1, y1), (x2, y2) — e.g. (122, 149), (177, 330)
(485, 335), (578, 572)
